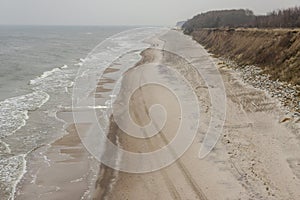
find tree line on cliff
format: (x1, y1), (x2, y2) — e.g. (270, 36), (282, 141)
(183, 6), (300, 33)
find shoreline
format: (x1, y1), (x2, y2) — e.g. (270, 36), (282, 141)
(12, 29), (300, 200)
(14, 121), (98, 200)
(92, 43), (166, 199)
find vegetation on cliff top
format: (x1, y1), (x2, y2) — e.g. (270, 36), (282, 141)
(183, 6), (300, 33)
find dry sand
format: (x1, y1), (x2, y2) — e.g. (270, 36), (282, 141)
(99, 30), (300, 200)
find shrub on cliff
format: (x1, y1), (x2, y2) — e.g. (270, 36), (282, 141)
(182, 9), (255, 33)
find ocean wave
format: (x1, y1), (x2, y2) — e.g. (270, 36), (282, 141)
(29, 68), (59, 84)
(0, 154), (26, 200)
(29, 65), (75, 93)
(0, 65), (75, 199)
(0, 91), (49, 138)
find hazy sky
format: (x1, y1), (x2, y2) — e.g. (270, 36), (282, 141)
(0, 0), (299, 26)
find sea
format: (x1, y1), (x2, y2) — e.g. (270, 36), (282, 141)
(0, 25), (133, 200)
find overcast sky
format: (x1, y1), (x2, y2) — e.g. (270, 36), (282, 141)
(0, 0), (299, 26)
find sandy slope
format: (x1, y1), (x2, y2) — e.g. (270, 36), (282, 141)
(103, 30), (300, 200)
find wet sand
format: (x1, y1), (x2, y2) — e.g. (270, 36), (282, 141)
(15, 123), (97, 200)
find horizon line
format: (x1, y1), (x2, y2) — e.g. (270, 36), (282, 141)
(0, 24), (171, 27)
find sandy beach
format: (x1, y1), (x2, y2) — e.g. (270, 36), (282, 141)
(15, 29), (300, 200)
(101, 30), (300, 199)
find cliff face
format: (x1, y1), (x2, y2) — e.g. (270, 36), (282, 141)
(190, 29), (300, 86)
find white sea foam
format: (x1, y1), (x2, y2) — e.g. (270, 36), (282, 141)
(0, 78), (51, 200)
(0, 91), (49, 138)
(0, 90), (63, 199)
(0, 154), (27, 200)
(29, 68), (62, 85)
(0, 91), (52, 200)
(29, 65), (74, 93)
(0, 91), (50, 199)
(10, 155), (27, 200)
(61, 65), (68, 69)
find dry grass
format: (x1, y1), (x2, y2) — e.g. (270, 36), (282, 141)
(190, 28), (300, 86)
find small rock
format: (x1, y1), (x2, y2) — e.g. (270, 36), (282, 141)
(281, 117), (292, 123)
